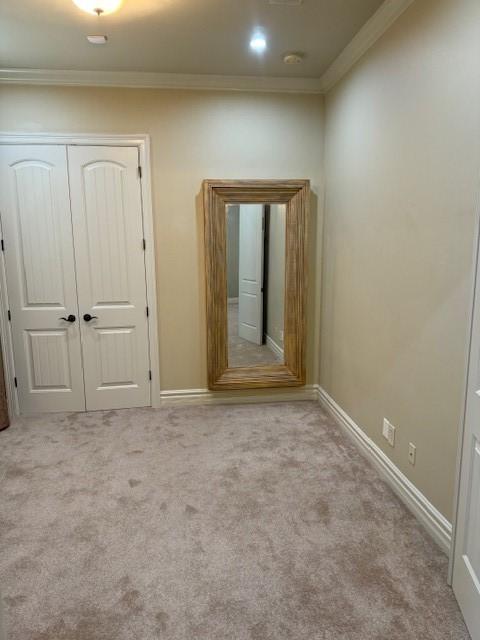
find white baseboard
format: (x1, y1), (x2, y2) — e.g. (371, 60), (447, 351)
(160, 385), (317, 406)
(315, 385), (452, 554)
(265, 334), (284, 360)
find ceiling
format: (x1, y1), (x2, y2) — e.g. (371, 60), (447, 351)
(0, 0), (384, 79)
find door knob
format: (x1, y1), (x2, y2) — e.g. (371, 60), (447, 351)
(60, 314), (76, 323)
(83, 314), (98, 322)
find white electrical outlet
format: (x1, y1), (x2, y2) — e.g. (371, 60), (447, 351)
(382, 418), (396, 447)
(382, 419), (389, 441)
(408, 443), (416, 465)
(280, 330), (284, 342)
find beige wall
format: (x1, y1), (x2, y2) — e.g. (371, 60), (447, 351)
(266, 204), (286, 350)
(321, 0), (480, 519)
(0, 85), (324, 391)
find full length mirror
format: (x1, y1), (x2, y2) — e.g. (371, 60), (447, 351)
(204, 179), (309, 390)
(227, 203), (286, 368)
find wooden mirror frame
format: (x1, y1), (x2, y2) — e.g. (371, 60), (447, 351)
(203, 179), (309, 390)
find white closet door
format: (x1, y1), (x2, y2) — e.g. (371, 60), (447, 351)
(67, 146), (150, 411)
(238, 204), (264, 345)
(0, 145), (85, 412)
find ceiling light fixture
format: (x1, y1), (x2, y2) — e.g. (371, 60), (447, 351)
(250, 32), (267, 54)
(72, 0), (123, 16)
(87, 34), (108, 44)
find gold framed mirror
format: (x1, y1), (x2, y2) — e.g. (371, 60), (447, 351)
(203, 179), (309, 390)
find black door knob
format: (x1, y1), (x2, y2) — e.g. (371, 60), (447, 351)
(83, 314), (98, 322)
(60, 314), (76, 323)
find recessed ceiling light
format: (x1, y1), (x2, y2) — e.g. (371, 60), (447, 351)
(73, 0), (122, 16)
(250, 33), (267, 54)
(87, 34), (108, 44)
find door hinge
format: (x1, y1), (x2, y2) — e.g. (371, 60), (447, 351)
(142, 238), (146, 251)
(138, 166), (142, 179)
(148, 370), (152, 381)
(14, 377), (17, 388)
(1, 239), (4, 251)
(7, 310), (11, 321)
(146, 306), (149, 317)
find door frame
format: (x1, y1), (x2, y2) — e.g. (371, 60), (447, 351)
(0, 133), (161, 413)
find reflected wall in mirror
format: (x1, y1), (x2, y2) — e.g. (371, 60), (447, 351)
(204, 179), (309, 390)
(226, 203), (286, 368)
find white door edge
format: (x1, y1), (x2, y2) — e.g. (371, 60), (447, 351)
(449, 209), (480, 584)
(0, 133), (161, 414)
(0, 217), (18, 416)
(450, 177), (480, 638)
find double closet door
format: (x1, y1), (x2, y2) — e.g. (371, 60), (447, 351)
(0, 144), (151, 413)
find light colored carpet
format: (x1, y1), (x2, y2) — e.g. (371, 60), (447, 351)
(0, 401), (470, 640)
(228, 301), (282, 367)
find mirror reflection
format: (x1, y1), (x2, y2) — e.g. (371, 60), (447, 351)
(226, 203), (286, 368)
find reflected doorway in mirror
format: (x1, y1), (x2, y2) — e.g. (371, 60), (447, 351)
(226, 203), (286, 368)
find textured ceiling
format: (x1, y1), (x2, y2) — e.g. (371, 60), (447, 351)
(0, 0), (384, 78)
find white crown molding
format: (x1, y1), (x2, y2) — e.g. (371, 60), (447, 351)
(0, 0), (413, 95)
(318, 0), (415, 93)
(0, 68), (323, 94)
(159, 384), (317, 406)
(315, 385), (452, 554)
